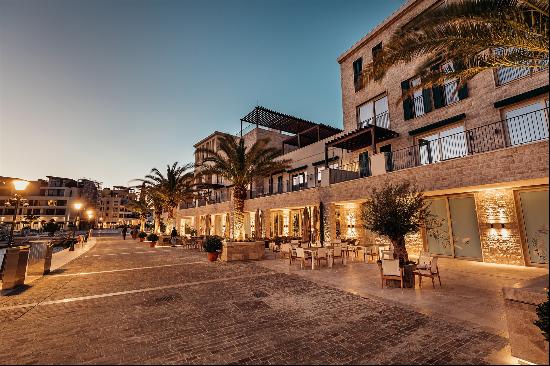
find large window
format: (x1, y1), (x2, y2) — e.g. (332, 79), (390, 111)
(504, 100), (549, 146)
(292, 173), (306, 190)
(357, 95), (389, 129)
(418, 125), (468, 165)
(518, 189), (549, 265)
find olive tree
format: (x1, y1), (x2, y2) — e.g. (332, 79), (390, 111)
(361, 180), (441, 263)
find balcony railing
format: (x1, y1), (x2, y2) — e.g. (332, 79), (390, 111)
(357, 111), (390, 129)
(388, 107), (549, 172)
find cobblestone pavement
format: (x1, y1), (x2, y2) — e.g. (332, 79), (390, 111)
(0, 237), (507, 364)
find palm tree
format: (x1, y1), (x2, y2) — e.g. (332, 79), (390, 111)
(196, 135), (291, 240)
(126, 183), (150, 231)
(138, 162), (195, 233)
(364, 0), (549, 94)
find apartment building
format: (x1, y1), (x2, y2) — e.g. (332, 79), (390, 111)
(177, 0), (549, 267)
(98, 186), (139, 228)
(0, 176), (100, 230)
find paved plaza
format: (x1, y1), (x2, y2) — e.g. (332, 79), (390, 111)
(0, 236), (528, 364)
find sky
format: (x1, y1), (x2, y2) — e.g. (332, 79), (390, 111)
(0, 0), (404, 188)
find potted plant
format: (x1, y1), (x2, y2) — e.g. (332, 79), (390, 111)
(147, 233), (159, 247)
(138, 231), (147, 242)
(203, 235), (223, 262)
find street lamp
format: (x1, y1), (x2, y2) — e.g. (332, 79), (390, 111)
(5, 180), (29, 247)
(70, 202), (83, 251)
(86, 210), (94, 229)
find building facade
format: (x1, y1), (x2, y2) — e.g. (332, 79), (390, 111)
(176, 0), (549, 267)
(98, 186), (140, 228)
(0, 176), (100, 230)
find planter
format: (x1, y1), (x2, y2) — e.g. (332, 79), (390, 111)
(503, 275), (549, 365)
(27, 242), (54, 276)
(221, 241), (265, 262)
(207, 252), (219, 262)
(1, 245), (30, 293)
(149, 242), (157, 248)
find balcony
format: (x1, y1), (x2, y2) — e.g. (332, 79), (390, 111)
(335, 107), (549, 183)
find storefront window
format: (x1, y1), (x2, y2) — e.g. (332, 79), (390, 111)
(519, 189), (549, 265)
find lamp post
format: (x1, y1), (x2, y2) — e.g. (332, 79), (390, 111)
(70, 202), (83, 251)
(5, 180), (30, 247)
(86, 210), (94, 229)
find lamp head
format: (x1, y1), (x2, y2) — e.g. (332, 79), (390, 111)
(74, 202), (83, 210)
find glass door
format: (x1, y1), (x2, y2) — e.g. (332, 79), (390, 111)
(518, 189), (549, 265)
(426, 195), (483, 259)
(448, 196), (482, 259)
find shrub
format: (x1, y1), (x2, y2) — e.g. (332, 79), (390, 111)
(203, 235), (223, 253)
(534, 290), (549, 342)
(138, 231), (147, 239)
(147, 233), (159, 242)
(43, 220), (60, 236)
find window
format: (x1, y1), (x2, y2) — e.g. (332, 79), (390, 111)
(357, 95), (389, 128)
(372, 42), (383, 60)
(402, 62), (468, 121)
(418, 125), (468, 165)
(504, 100), (549, 146)
(277, 176), (283, 193)
(292, 173), (306, 190)
(353, 57), (363, 92)
(495, 48), (549, 86)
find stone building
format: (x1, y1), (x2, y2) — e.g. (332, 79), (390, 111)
(176, 0), (549, 267)
(98, 186), (140, 228)
(0, 175), (99, 230)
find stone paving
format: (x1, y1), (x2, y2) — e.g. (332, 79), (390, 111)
(0, 237), (508, 364)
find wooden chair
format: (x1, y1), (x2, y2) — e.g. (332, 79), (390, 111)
(314, 248), (329, 269)
(332, 246), (344, 265)
(279, 243), (291, 260)
(295, 248), (312, 269)
(414, 257), (442, 288)
(364, 245), (379, 262)
(379, 259), (404, 289)
(416, 251), (432, 270)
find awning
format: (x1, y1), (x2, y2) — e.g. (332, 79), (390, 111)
(325, 125), (398, 151)
(241, 106), (341, 138)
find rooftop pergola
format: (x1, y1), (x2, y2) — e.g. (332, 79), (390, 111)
(240, 106), (341, 151)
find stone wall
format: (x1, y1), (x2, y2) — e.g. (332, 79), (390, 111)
(474, 189), (525, 265)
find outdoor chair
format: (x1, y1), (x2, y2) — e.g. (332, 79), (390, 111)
(416, 251), (432, 270)
(314, 248), (329, 269)
(379, 259), (404, 289)
(295, 248), (312, 269)
(364, 245), (379, 262)
(332, 246), (344, 265)
(414, 257), (442, 288)
(279, 243), (292, 260)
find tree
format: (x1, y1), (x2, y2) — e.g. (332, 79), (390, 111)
(126, 183), (150, 231)
(360, 181), (442, 263)
(363, 0), (549, 95)
(138, 162), (195, 233)
(43, 219), (60, 237)
(196, 135), (291, 240)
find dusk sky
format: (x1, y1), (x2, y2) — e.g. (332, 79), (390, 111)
(0, 0), (404, 188)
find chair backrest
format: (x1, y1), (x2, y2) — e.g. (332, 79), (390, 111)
(430, 256), (439, 273)
(418, 251), (432, 268)
(317, 248), (328, 258)
(381, 259), (401, 276)
(280, 243), (291, 253)
(333, 247), (342, 256)
(291, 239), (299, 244)
(332, 239), (341, 244)
(295, 247), (305, 258)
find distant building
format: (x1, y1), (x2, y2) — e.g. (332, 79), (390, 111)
(98, 186), (140, 228)
(0, 175), (100, 230)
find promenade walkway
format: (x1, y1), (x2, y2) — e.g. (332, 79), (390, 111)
(0, 237), (508, 364)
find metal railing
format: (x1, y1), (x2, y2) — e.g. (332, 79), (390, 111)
(388, 107), (548, 172)
(357, 111), (390, 129)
